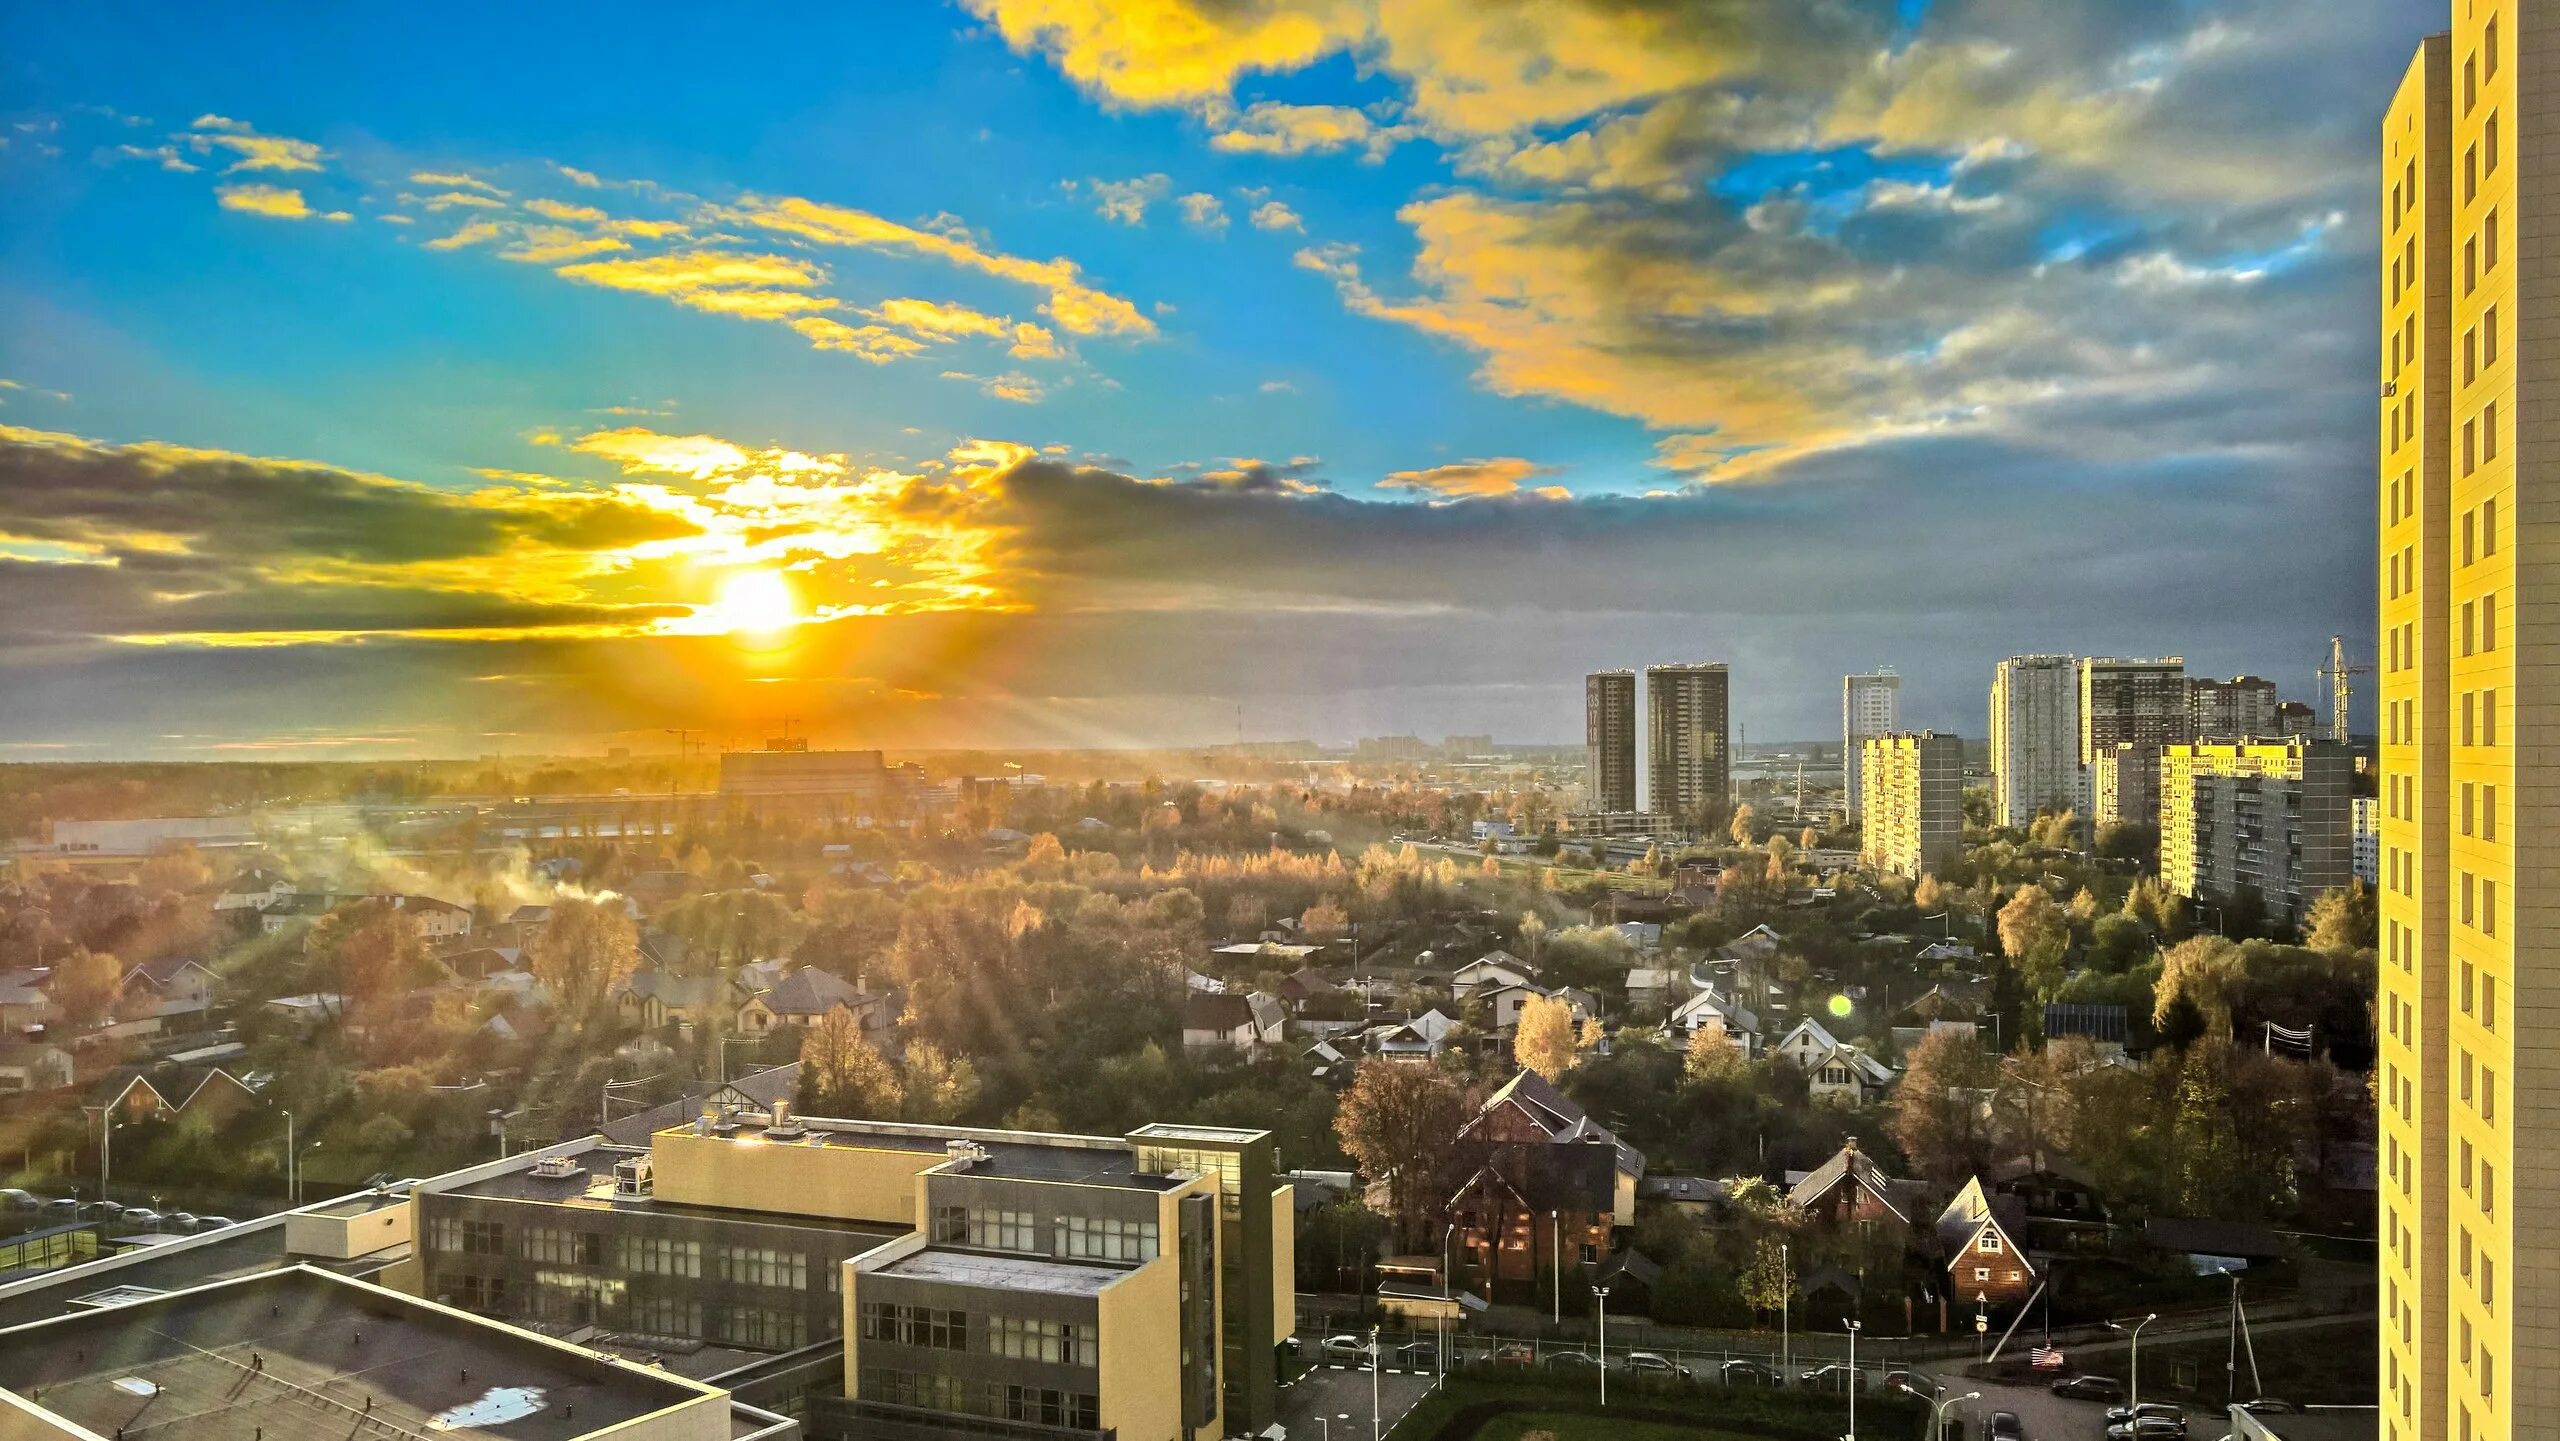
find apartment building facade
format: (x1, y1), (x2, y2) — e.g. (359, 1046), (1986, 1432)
(1842, 670), (1901, 822)
(2157, 739), (2353, 927)
(1646, 662), (1731, 825)
(2378, 10), (2552, 1439)
(1584, 670), (1638, 814)
(1990, 655), (2082, 827)
(1859, 732), (1963, 880)
(2187, 674), (2282, 739)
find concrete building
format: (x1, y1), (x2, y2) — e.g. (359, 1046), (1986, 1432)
(1859, 732), (1963, 880)
(2377, 19), (2551, 1440)
(719, 746), (896, 819)
(1583, 669), (1638, 815)
(2081, 657), (2190, 766)
(2355, 794), (2382, 885)
(1645, 662), (1731, 824)
(2187, 674), (2282, 739)
(1842, 670), (1901, 821)
(1989, 655), (2081, 827)
(2091, 742), (2163, 832)
(2157, 739), (2353, 926)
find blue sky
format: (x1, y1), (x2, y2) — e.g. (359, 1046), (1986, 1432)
(0, 0), (2428, 754)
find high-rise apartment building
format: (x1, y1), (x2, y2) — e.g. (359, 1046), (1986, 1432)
(1859, 732), (1962, 880)
(1989, 655), (2081, 827)
(1584, 670), (1638, 814)
(2187, 674), (2282, 739)
(2157, 738), (2353, 927)
(2080, 657), (2190, 764)
(2378, 14), (2546, 1439)
(1646, 662), (1731, 824)
(1842, 670), (1901, 821)
(2090, 742), (2162, 832)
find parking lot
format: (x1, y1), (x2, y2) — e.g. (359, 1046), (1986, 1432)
(1280, 1360), (1438, 1441)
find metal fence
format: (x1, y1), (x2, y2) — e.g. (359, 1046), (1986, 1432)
(1293, 1323), (1930, 1392)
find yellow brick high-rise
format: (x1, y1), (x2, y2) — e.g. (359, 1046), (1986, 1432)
(2380, 10), (2548, 1438)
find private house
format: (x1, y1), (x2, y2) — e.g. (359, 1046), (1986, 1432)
(0, 967), (56, 1038)
(1450, 952), (1535, 998)
(1479, 981), (1592, 1037)
(0, 1042), (74, 1094)
(256, 892), (472, 940)
(1786, 1139), (1913, 1229)
(1624, 966), (1687, 1012)
(211, 867), (293, 912)
(1273, 967), (1339, 1009)
(1714, 924), (1786, 967)
(733, 964), (890, 1041)
(1772, 1018), (1897, 1104)
(612, 969), (727, 1030)
(1667, 987), (1760, 1056)
(119, 955), (221, 1013)
(1935, 1177), (2036, 1309)
(1367, 1009), (1456, 1062)
(1635, 1174), (1725, 1221)
(1447, 1070), (1645, 1303)
(1182, 992), (1285, 1052)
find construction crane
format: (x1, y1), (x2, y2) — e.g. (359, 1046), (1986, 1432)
(2320, 635), (2371, 743)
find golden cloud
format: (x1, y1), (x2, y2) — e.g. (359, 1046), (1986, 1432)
(187, 116), (327, 173)
(1377, 456), (1563, 501)
(216, 184), (349, 222)
(734, 194), (1154, 337)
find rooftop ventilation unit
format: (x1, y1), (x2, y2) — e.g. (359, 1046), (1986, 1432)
(528, 1155), (584, 1180)
(942, 1138), (990, 1172)
(765, 1098), (804, 1137)
(613, 1154), (654, 1198)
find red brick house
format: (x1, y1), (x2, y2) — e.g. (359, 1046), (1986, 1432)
(1446, 1070), (1644, 1303)
(1786, 1138), (1914, 1229)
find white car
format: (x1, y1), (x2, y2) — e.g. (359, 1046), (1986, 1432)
(1321, 1335), (1372, 1366)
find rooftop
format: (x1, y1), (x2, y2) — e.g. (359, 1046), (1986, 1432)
(665, 1118), (1197, 1192)
(0, 1267), (716, 1441)
(875, 1247), (1131, 1297)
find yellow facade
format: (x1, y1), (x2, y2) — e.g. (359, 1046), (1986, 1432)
(2382, 10), (2549, 1438)
(649, 1126), (941, 1226)
(1095, 1250), (1182, 1441)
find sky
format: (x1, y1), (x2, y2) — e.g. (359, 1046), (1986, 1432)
(0, 0), (2424, 758)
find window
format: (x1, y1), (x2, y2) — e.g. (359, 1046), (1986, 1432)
(1060, 1214), (1160, 1262)
(1975, 1266), (1992, 1282)
(2484, 402), (2498, 462)
(2484, 689), (2498, 745)
(2482, 1064), (2496, 1121)
(718, 1246), (808, 1290)
(2464, 55), (2478, 112)
(616, 1236), (700, 1278)
(2465, 508), (2477, 563)
(2482, 592), (2496, 649)
(933, 1205), (968, 1244)
(2466, 144), (2478, 201)
(2462, 784), (2475, 837)
(2483, 785), (2497, 840)
(2463, 690), (2477, 745)
(2463, 601), (2476, 655)
(2486, 208), (2500, 267)
(961, 1208), (1039, 1252)
(2483, 973), (2497, 1030)
(2465, 329), (2479, 385)
(2486, 113), (2499, 173)
(2485, 305), (2499, 365)
(712, 1306), (806, 1350)
(2462, 959), (2475, 1012)
(2483, 496), (2498, 553)
(2487, 17), (2499, 75)
(2465, 238), (2477, 292)
(1979, 1232), (2004, 1253)
(986, 1315), (1096, 1366)
(458, 1219), (505, 1256)
(522, 1226), (602, 1267)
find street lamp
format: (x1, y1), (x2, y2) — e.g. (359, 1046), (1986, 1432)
(80, 1106), (118, 1204)
(1844, 1320), (1861, 1441)
(1368, 1325), (1381, 1441)
(1440, 1221), (1456, 1380)
(1594, 1283), (1611, 1408)
(1903, 1385), (1978, 1441)
(2107, 1313), (2159, 1408)
(1780, 1241), (1792, 1377)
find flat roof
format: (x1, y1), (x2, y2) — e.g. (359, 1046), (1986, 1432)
(662, 1120), (1188, 1192)
(0, 1266), (713, 1441)
(1127, 1122), (1270, 1145)
(875, 1248), (1130, 1297)
(444, 1157), (916, 1234)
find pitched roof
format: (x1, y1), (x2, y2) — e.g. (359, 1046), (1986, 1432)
(1466, 1069), (1645, 1179)
(1184, 992), (1256, 1032)
(121, 954), (215, 989)
(599, 1062), (805, 1146)
(1786, 1139), (1909, 1224)
(753, 964), (872, 1017)
(616, 969), (726, 1009)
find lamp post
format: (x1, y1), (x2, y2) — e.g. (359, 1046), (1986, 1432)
(80, 1106), (115, 1204)
(1844, 1320), (1861, 1441)
(1903, 1385), (1978, 1441)
(1369, 1325), (1381, 1441)
(2107, 1313), (2159, 1408)
(281, 1109), (294, 1207)
(1441, 1221), (1456, 1380)
(1550, 1210), (1561, 1325)
(1594, 1283), (1610, 1408)
(1781, 1241), (1792, 1377)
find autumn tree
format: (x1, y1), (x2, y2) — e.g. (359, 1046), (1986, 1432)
(2304, 882), (2375, 955)
(136, 845), (212, 899)
(1799, 826), (1820, 851)
(1684, 1022), (1747, 1082)
(1913, 874), (1947, 916)
(528, 895), (641, 1022)
(1997, 884), (2071, 999)
(47, 946), (125, 1031)
(306, 898), (428, 1024)
(1889, 1026), (1998, 1187)
(2153, 933), (2246, 1035)
(1514, 994), (1579, 1081)
(1020, 832), (1069, 880)
(1299, 899), (1349, 941)
(1737, 1234), (1793, 1320)
(1334, 1059), (1468, 1246)
(1729, 804), (1759, 847)
(798, 1009), (901, 1116)
(898, 1039), (982, 1123)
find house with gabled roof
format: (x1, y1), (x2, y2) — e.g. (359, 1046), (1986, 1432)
(735, 964), (893, 1042)
(1935, 1176), (2036, 1309)
(1667, 987), (1760, 1056)
(1450, 952), (1535, 998)
(1787, 1138), (1914, 1229)
(119, 955), (221, 1013)
(1366, 1008), (1455, 1062)
(1446, 1069), (1646, 1302)
(1772, 1018), (1898, 1103)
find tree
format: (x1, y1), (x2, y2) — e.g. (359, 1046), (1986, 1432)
(136, 845), (212, 899)
(1799, 826), (1820, 852)
(799, 1010), (901, 1116)
(1889, 1027), (1998, 1187)
(2154, 934), (2246, 1035)
(47, 946), (124, 1030)
(2086, 913), (2150, 974)
(898, 1039), (981, 1123)
(2304, 882), (2375, 955)
(306, 898), (428, 1024)
(1685, 1022), (1747, 1082)
(1299, 900), (1349, 941)
(528, 895), (641, 1021)
(1737, 1234), (1793, 1320)
(1997, 884), (2070, 999)
(1914, 874), (1947, 916)
(1514, 994), (1579, 1081)
(1729, 804), (1759, 847)
(1334, 1060), (1467, 1246)
(1020, 833), (1068, 880)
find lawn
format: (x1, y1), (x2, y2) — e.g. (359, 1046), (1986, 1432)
(2134, 1322), (2378, 1406)
(1388, 1374), (1928, 1441)
(1471, 1415), (1746, 1441)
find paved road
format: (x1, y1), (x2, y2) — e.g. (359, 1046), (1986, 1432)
(1280, 1362), (1439, 1441)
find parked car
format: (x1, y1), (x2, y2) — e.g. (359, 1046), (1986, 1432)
(1492, 1344), (1537, 1368)
(2052, 1375), (2129, 1402)
(1545, 1351), (1598, 1370)
(1884, 1369), (1940, 1395)
(1321, 1335), (1371, 1366)
(1718, 1359), (1779, 1385)
(2106, 1419), (2187, 1441)
(2106, 1404), (2186, 1426)
(1799, 1363), (1863, 1390)
(1394, 1343), (1438, 1370)
(1988, 1412), (2024, 1441)
(2238, 1400), (2298, 1416)
(0, 1188), (36, 1210)
(1626, 1352), (1693, 1380)
(121, 1207), (165, 1226)
(77, 1200), (122, 1220)
(43, 1197), (79, 1216)
(192, 1215), (237, 1230)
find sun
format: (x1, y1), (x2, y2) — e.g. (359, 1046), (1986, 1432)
(703, 569), (800, 635)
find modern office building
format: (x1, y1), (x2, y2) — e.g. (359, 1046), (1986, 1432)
(1842, 670), (1901, 822)
(2090, 742), (2163, 833)
(720, 746), (898, 819)
(2157, 739), (2353, 927)
(1645, 662), (1731, 824)
(1584, 670), (1638, 815)
(2378, 16), (2547, 1441)
(2187, 675), (2282, 739)
(1989, 655), (2082, 827)
(1858, 732), (1963, 880)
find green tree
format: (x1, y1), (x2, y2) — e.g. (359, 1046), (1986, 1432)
(898, 1039), (982, 1123)
(1889, 1026), (1997, 1188)
(2304, 882), (2376, 955)
(2154, 934), (2246, 1035)
(528, 895), (641, 1021)
(1334, 1059), (1467, 1247)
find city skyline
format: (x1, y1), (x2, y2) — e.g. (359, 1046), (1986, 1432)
(0, 2), (2412, 758)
